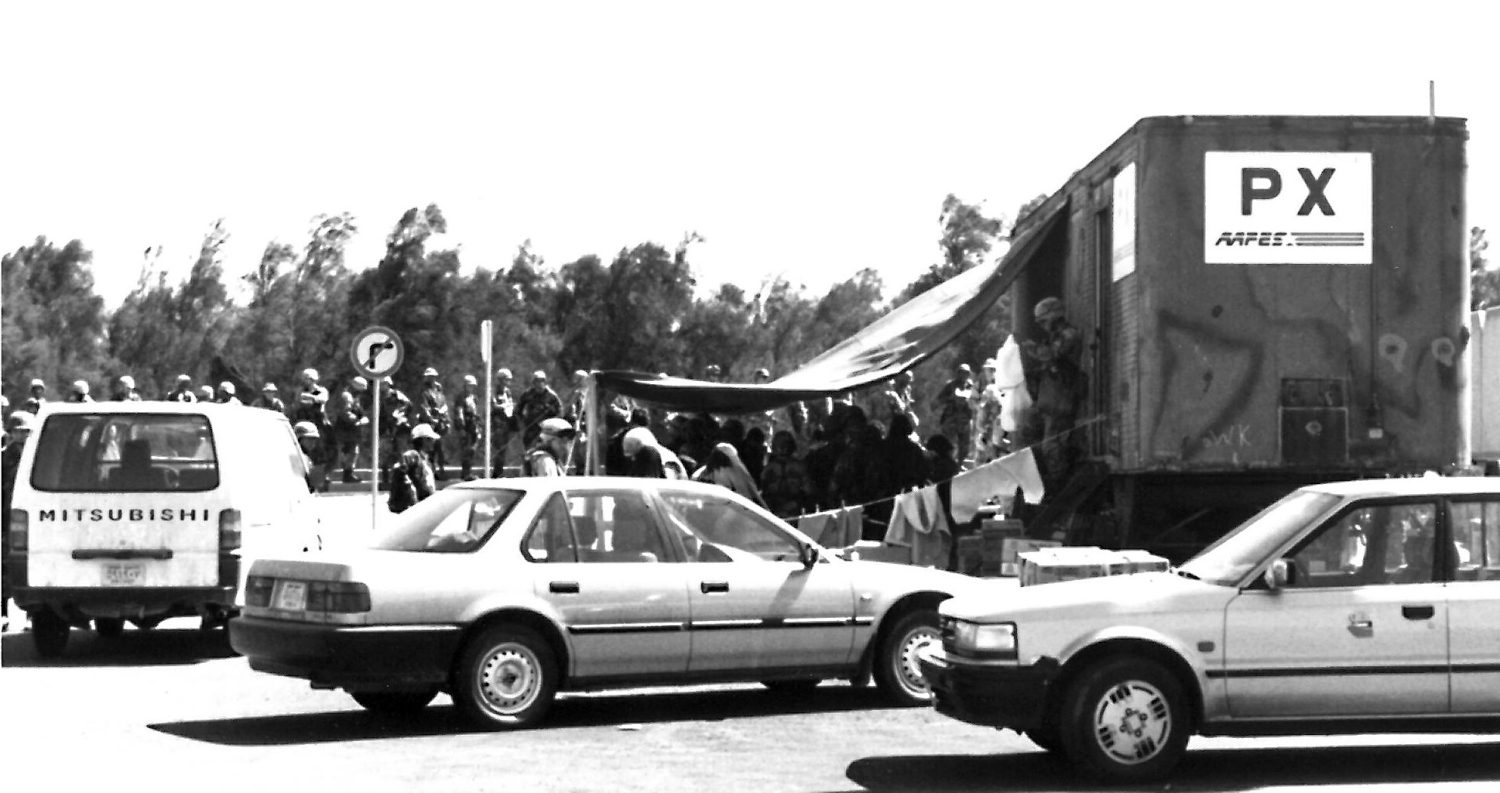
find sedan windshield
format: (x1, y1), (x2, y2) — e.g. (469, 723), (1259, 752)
(1176, 490), (1339, 586)
(370, 488), (524, 553)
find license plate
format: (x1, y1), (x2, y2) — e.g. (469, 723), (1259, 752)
(274, 580), (307, 611)
(103, 564), (144, 586)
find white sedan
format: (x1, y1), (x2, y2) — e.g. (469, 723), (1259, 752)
(230, 476), (992, 728)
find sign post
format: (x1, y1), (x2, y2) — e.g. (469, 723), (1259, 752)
(350, 326), (404, 529)
(480, 320), (493, 479)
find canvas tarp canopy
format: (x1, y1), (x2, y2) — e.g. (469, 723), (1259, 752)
(591, 198), (1067, 415)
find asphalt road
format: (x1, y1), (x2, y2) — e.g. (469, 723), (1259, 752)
(2, 621), (1499, 793)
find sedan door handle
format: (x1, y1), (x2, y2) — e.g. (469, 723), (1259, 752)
(549, 581), (580, 594)
(701, 581), (729, 594)
(1402, 604), (1435, 621)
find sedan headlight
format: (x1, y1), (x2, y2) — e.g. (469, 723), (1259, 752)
(950, 620), (1017, 660)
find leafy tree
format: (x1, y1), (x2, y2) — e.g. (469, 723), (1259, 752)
(1473, 226), (1498, 311)
(1, 237), (109, 400)
(678, 283), (757, 378)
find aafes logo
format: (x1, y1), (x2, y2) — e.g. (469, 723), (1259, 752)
(1204, 152), (1372, 265)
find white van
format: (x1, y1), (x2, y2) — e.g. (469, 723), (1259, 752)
(6, 401), (321, 656)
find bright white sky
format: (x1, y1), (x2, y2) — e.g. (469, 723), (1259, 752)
(2, 1), (1494, 309)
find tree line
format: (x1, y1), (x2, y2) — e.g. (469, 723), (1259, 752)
(2, 196), (1022, 431)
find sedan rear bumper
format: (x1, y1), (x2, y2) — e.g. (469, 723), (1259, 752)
(229, 616), (464, 690)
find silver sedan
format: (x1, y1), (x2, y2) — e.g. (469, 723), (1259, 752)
(230, 476), (993, 728)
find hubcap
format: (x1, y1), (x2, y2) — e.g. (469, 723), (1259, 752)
(478, 643), (539, 715)
(1091, 680), (1172, 765)
(896, 626), (940, 696)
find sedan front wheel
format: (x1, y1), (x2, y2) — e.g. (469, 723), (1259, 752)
(452, 625), (558, 730)
(1059, 657), (1190, 782)
(873, 608), (940, 706)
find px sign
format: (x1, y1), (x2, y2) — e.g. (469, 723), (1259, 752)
(1204, 152), (1372, 264)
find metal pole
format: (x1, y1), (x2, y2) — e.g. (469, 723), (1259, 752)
(371, 385), (381, 530)
(484, 359), (493, 479)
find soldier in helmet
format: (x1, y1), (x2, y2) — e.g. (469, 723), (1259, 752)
(515, 370), (562, 449)
(3, 411), (36, 631)
(294, 421), (329, 492)
(253, 382), (286, 413)
(332, 376), (370, 484)
(68, 380), (94, 403)
(23, 378), (47, 413)
(196, 384), (215, 403)
(1020, 296), (1085, 486)
(453, 374), (482, 480)
(491, 368), (516, 475)
(388, 423), (438, 513)
(166, 374), (197, 403)
(111, 375), (142, 402)
(415, 367), (451, 480)
(216, 381), (242, 405)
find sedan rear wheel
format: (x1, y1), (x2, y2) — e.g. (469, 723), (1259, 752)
(873, 608), (940, 706)
(452, 625), (558, 730)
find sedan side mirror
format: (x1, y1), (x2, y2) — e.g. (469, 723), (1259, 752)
(799, 543), (820, 569)
(1263, 558), (1292, 591)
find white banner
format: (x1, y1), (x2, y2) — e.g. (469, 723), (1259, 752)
(1112, 162), (1136, 281)
(1204, 151), (1372, 265)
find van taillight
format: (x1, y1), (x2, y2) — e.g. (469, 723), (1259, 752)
(8, 510), (25, 552)
(219, 509), (242, 551)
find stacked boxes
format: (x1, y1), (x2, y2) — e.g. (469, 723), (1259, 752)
(981, 519), (1025, 576)
(1017, 546), (1170, 586)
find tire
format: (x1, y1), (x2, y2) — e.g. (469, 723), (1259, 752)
(1058, 657), (1190, 783)
(760, 679), (821, 694)
(452, 625), (558, 730)
(94, 618), (126, 639)
(872, 608), (940, 707)
(130, 617), (163, 631)
(351, 689), (438, 716)
(32, 609), (70, 658)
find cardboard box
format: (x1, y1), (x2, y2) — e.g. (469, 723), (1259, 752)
(1018, 546), (1172, 586)
(1003, 538), (1063, 578)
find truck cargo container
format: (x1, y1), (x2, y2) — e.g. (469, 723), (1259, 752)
(1006, 115), (1471, 560)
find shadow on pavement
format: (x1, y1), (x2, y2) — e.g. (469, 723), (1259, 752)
(0, 625), (236, 668)
(846, 739), (1500, 792)
(151, 684), (902, 746)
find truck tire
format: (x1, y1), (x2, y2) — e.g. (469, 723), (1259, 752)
(32, 609), (70, 658)
(94, 618), (126, 638)
(351, 689), (438, 715)
(451, 625), (558, 730)
(873, 608), (940, 707)
(1058, 656), (1190, 782)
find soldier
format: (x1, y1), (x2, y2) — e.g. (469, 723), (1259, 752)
(216, 381), (242, 405)
(166, 374), (197, 403)
(331, 377), (369, 484)
(515, 370), (562, 449)
(1020, 296), (1086, 485)
(68, 380), (94, 403)
(415, 367), (451, 480)
(3, 411), (36, 631)
(872, 371), (919, 436)
(378, 377), (414, 478)
(294, 421), (329, 492)
(290, 368), (330, 429)
(253, 383), (286, 413)
(491, 368), (516, 476)
(970, 359), (1004, 465)
(388, 423), (438, 512)
(453, 374), (482, 480)
(936, 363), (976, 465)
(196, 384), (215, 402)
(23, 378), (47, 413)
(111, 375), (142, 401)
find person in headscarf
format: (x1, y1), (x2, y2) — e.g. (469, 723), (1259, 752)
(622, 426), (687, 480)
(693, 442), (768, 508)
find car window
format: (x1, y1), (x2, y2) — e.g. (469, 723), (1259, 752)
(1284, 502), (1437, 588)
(1178, 490), (1339, 585)
(659, 492), (802, 563)
(1450, 499), (1500, 581)
(523, 491), (674, 563)
(29, 413), (219, 492)
(370, 488), (523, 553)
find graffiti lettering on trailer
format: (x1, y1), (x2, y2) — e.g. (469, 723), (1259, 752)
(1203, 424), (1252, 450)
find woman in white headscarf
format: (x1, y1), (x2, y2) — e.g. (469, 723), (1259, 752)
(693, 442), (768, 508)
(622, 426), (687, 479)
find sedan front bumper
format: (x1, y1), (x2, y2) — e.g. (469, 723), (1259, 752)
(229, 616), (464, 690)
(917, 646), (1060, 732)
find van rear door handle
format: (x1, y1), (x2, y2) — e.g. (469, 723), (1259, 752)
(701, 581), (729, 594)
(549, 581), (580, 594)
(1402, 604), (1435, 620)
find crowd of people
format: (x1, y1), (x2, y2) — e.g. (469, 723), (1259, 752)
(3, 298), (1087, 524)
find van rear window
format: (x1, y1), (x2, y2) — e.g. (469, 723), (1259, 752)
(30, 413), (220, 492)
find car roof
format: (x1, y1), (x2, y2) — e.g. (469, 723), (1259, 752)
(1301, 476), (1500, 499)
(34, 401), (292, 423)
(445, 476), (749, 499)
